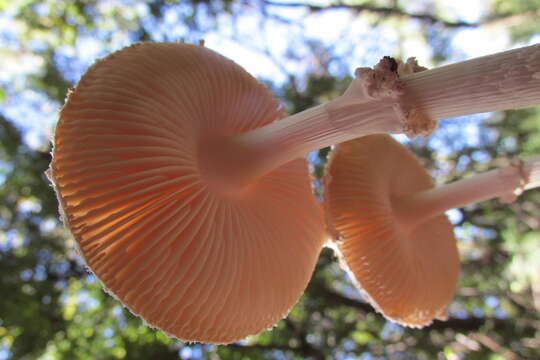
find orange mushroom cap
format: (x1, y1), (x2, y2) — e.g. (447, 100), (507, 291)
(323, 135), (459, 327)
(48, 42), (325, 343)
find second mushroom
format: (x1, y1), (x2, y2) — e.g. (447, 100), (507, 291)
(323, 134), (540, 326)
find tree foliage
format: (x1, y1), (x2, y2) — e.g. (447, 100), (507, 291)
(1, 1), (539, 359)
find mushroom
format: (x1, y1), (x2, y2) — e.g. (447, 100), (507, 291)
(48, 42), (326, 343)
(47, 42), (540, 343)
(323, 134), (540, 327)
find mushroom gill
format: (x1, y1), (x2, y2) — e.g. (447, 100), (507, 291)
(48, 42), (326, 343)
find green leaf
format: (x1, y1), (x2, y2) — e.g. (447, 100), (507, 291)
(351, 331), (372, 345)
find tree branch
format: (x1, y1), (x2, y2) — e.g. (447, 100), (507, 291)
(470, 333), (520, 360)
(227, 341), (324, 359)
(319, 287), (540, 333)
(262, 0), (477, 28)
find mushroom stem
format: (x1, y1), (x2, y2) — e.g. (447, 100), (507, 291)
(394, 155), (540, 230)
(200, 93), (406, 192)
(401, 43), (540, 120)
(201, 44), (540, 191)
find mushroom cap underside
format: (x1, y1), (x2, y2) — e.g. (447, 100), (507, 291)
(324, 135), (459, 327)
(49, 42), (326, 343)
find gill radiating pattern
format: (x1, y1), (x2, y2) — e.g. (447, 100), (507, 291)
(49, 43), (325, 343)
(324, 136), (459, 327)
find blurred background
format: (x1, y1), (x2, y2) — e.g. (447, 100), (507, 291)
(1, 0), (540, 359)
